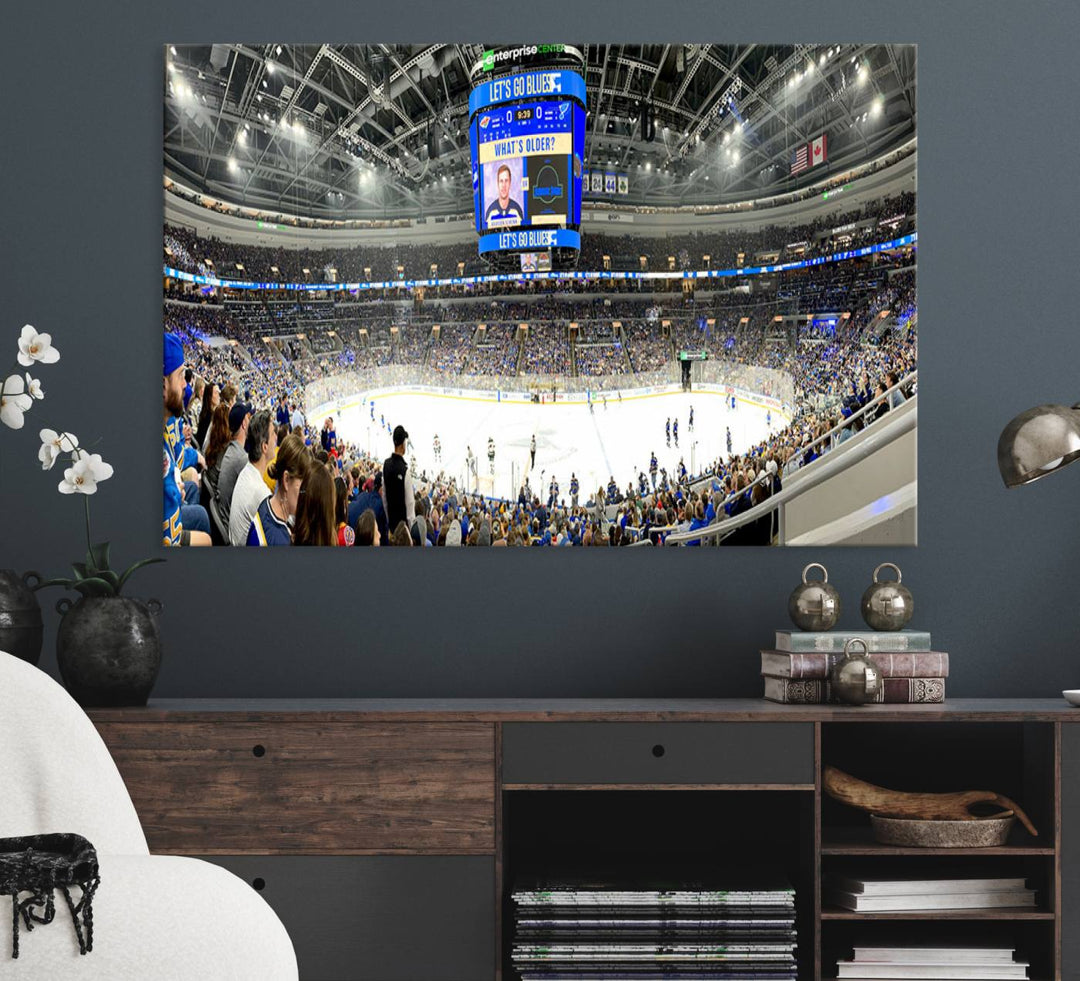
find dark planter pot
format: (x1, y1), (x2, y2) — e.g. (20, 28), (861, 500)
(55, 596), (163, 707)
(0, 570), (44, 666)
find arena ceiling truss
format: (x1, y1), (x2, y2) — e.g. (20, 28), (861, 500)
(164, 43), (915, 221)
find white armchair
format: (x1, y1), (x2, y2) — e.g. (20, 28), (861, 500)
(0, 650), (298, 980)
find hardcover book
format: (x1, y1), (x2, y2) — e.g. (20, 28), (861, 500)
(774, 630), (931, 653)
(762, 676), (946, 704)
(760, 650), (948, 680)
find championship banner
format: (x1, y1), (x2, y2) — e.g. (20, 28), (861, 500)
(617, 174), (628, 195)
(590, 172), (602, 193)
(582, 169), (590, 193)
(604, 173), (616, 193)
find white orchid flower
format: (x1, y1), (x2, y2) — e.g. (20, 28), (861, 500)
(58, 450), (114, 495)
(17, 324), (60, 367)
(24, 373), (44, 400)
(38, 429), (79, 470)
(0, 374), (33, 429)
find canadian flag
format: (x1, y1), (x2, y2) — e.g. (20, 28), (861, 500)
(810, 133), (827, 167)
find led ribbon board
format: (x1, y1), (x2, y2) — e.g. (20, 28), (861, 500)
(163, 232), (916, 292)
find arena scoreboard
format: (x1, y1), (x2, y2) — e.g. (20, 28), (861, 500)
(469, 50), (586, 269)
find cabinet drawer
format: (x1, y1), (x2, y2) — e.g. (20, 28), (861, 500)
(95, 722), (495, 854)
(206, 855), (494, 981)
(501, 722), (813, 786)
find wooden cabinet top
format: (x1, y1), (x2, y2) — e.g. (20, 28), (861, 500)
(87, 697), (1080, 723)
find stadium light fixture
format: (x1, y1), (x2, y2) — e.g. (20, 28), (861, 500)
(170, 45), (177, 56)
(266, 61), (275, 74)
(998, 403), (1080, 487)
(228, 157), (238, 172)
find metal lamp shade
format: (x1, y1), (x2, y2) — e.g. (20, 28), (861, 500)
(997, 403), (1080, 487)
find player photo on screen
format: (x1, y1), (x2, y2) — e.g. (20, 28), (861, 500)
(483, 159), (525, 228)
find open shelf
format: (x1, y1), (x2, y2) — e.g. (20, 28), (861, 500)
(501, 789), (814, 980)
(821, 826), (1054, 856)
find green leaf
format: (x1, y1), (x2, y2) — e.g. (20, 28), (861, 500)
(72, 577), (117, 599)
(32, 577), (77, 591)
(71, 563), (89, 581)
(87, 542), (111, 575)
(97, 569), (121, 592)
(117, 557), (166, 595)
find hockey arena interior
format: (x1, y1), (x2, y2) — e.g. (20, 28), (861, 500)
(163, 43), (916, 547)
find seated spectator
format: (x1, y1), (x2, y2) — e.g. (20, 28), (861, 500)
(247, 433), (310, 546)
(229, 410), (275, 546)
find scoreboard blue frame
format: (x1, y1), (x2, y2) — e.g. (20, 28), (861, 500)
(469, 69), (586, 239)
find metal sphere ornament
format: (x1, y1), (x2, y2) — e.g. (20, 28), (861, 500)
(860, 562), (914, 631)
(830, 638), (884, 705)
(788, 562), (841, 632)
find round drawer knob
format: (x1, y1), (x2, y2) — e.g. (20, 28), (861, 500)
(252, 744), (267, 758)
(652, 744), (666, 758)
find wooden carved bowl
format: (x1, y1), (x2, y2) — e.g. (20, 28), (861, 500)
(870, 813), (1016, 848)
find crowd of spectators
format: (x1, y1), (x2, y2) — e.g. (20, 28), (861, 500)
(164, 191), (914, 286)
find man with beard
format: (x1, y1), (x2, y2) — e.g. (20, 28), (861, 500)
(163, 333), (211, 546)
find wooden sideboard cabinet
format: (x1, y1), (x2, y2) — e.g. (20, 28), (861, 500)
(89, 699), (1080, 981)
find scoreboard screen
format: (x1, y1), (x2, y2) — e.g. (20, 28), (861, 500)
(469, 69), (586, 239)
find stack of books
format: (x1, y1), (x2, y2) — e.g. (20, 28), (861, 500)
(824, 874), (1036, 912)
(836, 945), (1029, 979)
(761, 629), (948, 704)
(510, 873), (798, 980)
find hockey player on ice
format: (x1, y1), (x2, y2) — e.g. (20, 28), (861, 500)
(487, 437), (495, 475)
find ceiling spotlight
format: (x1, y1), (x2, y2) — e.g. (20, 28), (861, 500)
(228, 158), (238, 172)
(167, 62), (175, 74)
(266, 61), (275, 75)
(275, 45), (282, 55)
(820, 54), (826, 66)
(733, 150), (740, 162)
(170, 45), (177, 56)
(873, 96), (884, 115)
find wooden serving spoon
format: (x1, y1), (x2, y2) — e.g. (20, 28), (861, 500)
(823, 766), (1039, 836)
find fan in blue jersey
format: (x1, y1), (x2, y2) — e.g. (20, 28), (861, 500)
(484, 165), (523, 225)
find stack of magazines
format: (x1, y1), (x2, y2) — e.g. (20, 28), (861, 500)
(835, 945), (1029, 979)
(510, 874), (798, 980)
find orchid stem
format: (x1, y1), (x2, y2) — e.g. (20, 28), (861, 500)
(85, 494), (92, 556)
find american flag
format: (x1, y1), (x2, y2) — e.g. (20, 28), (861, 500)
(791, 143), (809, 175)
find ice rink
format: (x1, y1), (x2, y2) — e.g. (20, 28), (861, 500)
(317, 386), (786, 502)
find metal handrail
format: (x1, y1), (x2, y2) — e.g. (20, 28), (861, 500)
(782, 369), (917, 472)
(664, 396), (916, 545)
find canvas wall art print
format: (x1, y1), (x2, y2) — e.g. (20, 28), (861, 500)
(163, 42), (916, 547)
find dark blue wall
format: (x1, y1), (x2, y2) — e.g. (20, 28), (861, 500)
(2, 2), (1078, 698)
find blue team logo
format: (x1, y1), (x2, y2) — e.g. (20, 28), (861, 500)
(472, 166), (479, 191)
(533, 163), (564, 204)
(559, 103), (570, 119)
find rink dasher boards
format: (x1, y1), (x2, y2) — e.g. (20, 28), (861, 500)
(312, 384), (790, 503)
